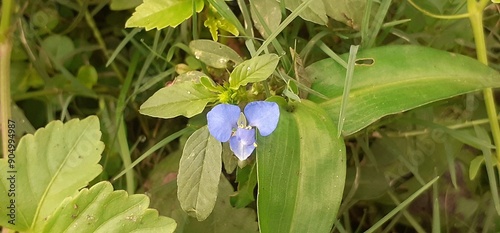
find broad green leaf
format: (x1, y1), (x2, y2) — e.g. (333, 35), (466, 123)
(0, 116), (103, 232)
(177, 126), (222, 221)
(189, 40), (243, 69)
(139, 80), (218, 119)
(110, 0), (142, 10)
(42, 181), (176, 233)
(125, 0), (204, 30)
(229, 54), (279, 89)
(257, 100), (346, 233)
(307, 45), (500, 135)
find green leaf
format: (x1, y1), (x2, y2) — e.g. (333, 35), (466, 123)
(145, 151), (258, 233)
(307, 45), (500, 135)
(203, 5), (239, 41)
(189, 40), (243, 69)
(139, 80), (218, 119)
(32, 8), (59, 31)
(279, 0), (327, 25)
(469, 156), (485, 180)
(230, 163), (257, 208)
(321, 0), (366, 29)
(229, 54), (279, 89)
(110, 0), (142, 10)
(177, 126), (222, 221)
(76, 65), (98, 89)
(221, 142), (238, 174)
(41, 35), (75, 66)
(257, 100), (346, 233)
(125, 0), (204, 30)
(279, 0), (365, 29)
(42, 181), (176, 233)
(0, 116), (103, 231)
(250, 0), (281, 38)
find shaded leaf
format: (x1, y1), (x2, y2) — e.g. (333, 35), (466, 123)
(76, 65), (98, 89)
(322, 0), (366, 29)
(125, 0), (204, 30)
(279, 0), (327, 25)
(110, 0), (142, 10)
(250, 0), (281, 38)
(278, 0), (366, 29)
(0, 116), (103, 231)
(42, 182), (176, 233)
(307, 45), (500, 135)
(177, 126), (222, 221)
(41, 35), (74, 63)
(230, 163), (257, 208)
(257, 100), (346, 233)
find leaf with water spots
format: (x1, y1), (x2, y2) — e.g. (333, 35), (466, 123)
(140, 78), (218, 119)
(0, 116), (103, 231)
(189, 40), (243, 69)
(42, 181), (177, 233)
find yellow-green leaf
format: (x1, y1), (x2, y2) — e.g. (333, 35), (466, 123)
(126, 0), (204, 30)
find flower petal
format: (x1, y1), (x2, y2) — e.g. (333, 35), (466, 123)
(244, 101), (280, 136)
(229, 128), (256, 160)
(207, 104), (241, 142)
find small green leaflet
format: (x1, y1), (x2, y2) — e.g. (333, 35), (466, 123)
(229, 54), (279, 89)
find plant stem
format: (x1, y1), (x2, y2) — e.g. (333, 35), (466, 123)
(0, 0), (13, 162)
(1, 1), (14, 233)
(407, 0), (469, 19)
(0, 34), (12, 161)
(467, 0), (500, 168)
(80, 1), (125, 82)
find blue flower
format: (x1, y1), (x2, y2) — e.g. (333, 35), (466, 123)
(207, 101), (280, 160)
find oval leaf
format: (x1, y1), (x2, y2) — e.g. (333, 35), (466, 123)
(257, 100), (346, 233)
(190, 40), (243, 69)
(0, 116), (103, 231)
(229, 54), (279, 89)
(42, 181), (176, 233)
(125, 0), (204, 30)
(177, 126), (222, 221)
(307, 45), (500, 135)
(139, 81), (218, 119)
(250, 0), (281, 38)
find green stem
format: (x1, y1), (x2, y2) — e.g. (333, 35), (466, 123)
(80, 1), (124, 82)
(0, 0), (13, 162)
(467, 0), (500, 168)
(1, 1), (13, 232)
(0, 0), (13, 42)
(0, 37), (11, 161)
